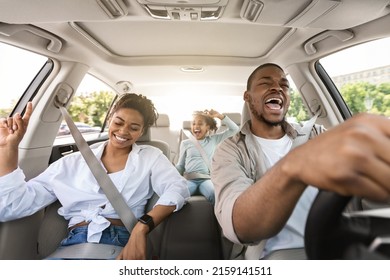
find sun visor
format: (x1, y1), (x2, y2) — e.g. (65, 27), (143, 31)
(241, 0), (390, 30)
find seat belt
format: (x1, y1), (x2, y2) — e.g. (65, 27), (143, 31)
(47, 243), (123, 260)
(58, 104), (137, 232)
(182, 129), (211, 170)
(291, 109), (321, 149)
(183, 172), (210, 180)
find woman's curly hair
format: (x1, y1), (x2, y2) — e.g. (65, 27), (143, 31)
(109, 93), (158, 134)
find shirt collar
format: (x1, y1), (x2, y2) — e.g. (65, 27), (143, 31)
(91, 140), (144, 158)
(237, 119), (300, 142)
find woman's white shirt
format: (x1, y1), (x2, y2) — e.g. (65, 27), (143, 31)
(0, 141), (190, 242)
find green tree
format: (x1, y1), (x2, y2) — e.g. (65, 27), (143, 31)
(340, 82), (375, 114)
(287, 89), (309, 122)
(68, 90), (116, 127)
(340, 82), (390, 116)
(375, 83), (390, 116)
(377, 82), (390, 95)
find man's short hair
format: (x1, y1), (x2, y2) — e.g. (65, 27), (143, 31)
(246, 63), (285, 91)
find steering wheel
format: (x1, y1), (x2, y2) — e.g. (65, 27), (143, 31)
(304, 190), (390, 259)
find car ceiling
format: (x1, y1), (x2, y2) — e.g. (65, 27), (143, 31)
(0, 0), (390, 96)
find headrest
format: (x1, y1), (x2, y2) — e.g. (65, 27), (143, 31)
(222, 112), (241, 126)
(241, 102), (250, 126)
(182, 120), (192, 130)
(155, 113), (170, 127)
(137, 127), (151, 142)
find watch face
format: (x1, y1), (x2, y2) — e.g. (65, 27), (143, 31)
(140, 214), (152, 223)
(139, 214), (154, 231)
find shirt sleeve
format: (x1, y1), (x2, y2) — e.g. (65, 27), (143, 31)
(213, 116), (240, 143)
(151, 153), (190, 211)
(212, 138), (255, 245)
(0, 166), (57, 221)
(222, 115), (240, 132)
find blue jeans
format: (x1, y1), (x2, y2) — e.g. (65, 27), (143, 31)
(60, 225), (130, 247)
(187, 178), (215, 205)
(44, 225), (130, 259)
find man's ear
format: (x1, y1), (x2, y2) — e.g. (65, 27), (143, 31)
(243, 91), (249, 102)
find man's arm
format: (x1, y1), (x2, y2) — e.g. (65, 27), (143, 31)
(218, 113), (390, 244)
(232, 159), (306, 242)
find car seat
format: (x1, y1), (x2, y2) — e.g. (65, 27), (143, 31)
(150, 113), (180, 163)
(216, 112), (241, 133)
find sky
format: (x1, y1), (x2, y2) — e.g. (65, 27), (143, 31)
(0, 44), (47, 108)
(320, 37), (390, 76)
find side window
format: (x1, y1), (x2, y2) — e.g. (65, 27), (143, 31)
(56, 74), (117, 137)
(0, 42), (47, 118)
(319, 37), (390, 116)
(286, 77), (309, 123)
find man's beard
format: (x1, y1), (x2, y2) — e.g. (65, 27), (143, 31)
(248, 102), (285, 127)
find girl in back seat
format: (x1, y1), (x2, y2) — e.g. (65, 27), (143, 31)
(176, 109), (239, 205)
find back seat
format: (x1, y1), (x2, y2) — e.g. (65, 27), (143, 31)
(216, 112), (242, 132)
(179, 120), (192, 143)
(150, 113), (180, 164)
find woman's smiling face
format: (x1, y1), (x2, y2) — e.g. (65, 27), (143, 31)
(108, 108), (144, 150)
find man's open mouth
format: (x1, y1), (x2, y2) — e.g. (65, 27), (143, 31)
(265, 97), (283, 110)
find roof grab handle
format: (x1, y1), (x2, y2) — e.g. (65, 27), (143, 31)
(0, 23), (62, 53)
(304, 30), (354, 55)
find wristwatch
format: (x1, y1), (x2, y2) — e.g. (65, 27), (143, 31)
(138, 214), (155, 232)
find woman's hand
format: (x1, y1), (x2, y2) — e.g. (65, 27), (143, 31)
(0, 102), (33, 176)
(0, 102), (33, 148)
(116, 223), (148, 260)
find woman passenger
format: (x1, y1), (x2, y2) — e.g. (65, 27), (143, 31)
(0, 93), (190, 259)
